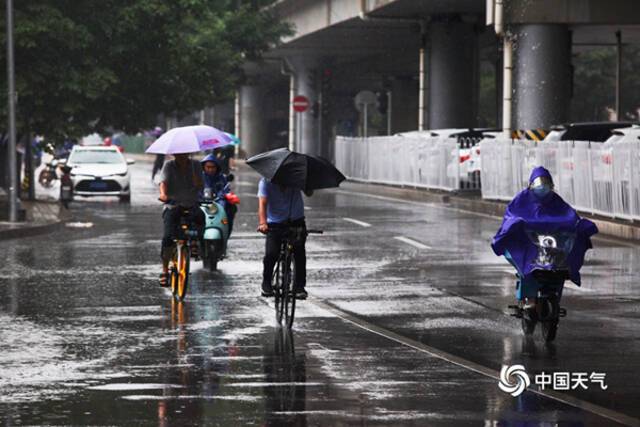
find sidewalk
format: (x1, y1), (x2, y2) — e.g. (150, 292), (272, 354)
(0, 198), (71, 240)
(339, 180), (640, 241)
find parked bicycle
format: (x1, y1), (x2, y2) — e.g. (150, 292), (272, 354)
(271, 225), (322, 329)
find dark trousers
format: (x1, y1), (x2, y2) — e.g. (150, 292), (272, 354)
(263, 219), (306, 289)
(161, 205), (205, 261)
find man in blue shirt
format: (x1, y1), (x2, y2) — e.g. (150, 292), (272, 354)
(257, 178), (309, 299)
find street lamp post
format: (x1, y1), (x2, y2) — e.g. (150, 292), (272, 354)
(6, 0), (18, 222)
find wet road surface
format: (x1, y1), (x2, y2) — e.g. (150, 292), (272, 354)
(1, 161), (639, 426)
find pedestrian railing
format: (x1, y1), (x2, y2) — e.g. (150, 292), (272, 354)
(480, 138), (640, 221)
(335, 135), (471, 192)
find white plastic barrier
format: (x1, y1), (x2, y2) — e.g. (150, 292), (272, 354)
(335, 136), (460, 191)
(480, 139), (640, 220)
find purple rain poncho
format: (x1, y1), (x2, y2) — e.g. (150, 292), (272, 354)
(491, 167), (598, 285)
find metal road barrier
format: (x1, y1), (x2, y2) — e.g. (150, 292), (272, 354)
(480, 139), (640, 221)
(335, 135), (482, 192)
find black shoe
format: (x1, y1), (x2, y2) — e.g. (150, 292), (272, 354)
(294, 288), (308, 300)
(261, 282), (274, 297)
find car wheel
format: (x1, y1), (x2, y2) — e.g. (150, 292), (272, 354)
(119, 194), (131, 203)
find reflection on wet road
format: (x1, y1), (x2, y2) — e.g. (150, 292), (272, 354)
(1, 162), (639, 426)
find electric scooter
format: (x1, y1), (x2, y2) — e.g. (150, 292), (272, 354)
(199, 189), (230, 271)
(507, 231), (574, 342)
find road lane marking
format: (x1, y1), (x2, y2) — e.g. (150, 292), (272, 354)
(394, 236), (432, 250)
(335, 189), (638, 248)
(342, 217), (371, 227)
(304, 206), (313, 210)
(309, 297), (640, 427)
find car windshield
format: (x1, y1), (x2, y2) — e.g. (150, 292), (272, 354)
(69, 150), (124, 164)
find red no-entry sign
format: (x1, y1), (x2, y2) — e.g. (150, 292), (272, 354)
(293, 95), (310, 113)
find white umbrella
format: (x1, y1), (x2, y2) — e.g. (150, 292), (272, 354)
(145, 125), (232, 154)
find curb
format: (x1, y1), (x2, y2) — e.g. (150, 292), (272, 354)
(0, 202), (72, 241)
(0, 219), (69, 241)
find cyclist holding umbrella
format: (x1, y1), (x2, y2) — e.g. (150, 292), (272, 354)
(247, 148), (346, 300)
(146, 126), (233, 288)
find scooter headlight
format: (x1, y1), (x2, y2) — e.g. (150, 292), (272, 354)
(538, 235), (557, 248)
(208, 204), (218, 215)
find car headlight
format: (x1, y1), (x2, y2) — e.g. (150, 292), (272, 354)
(208, 204), (218, 215)
(108, 172), (128, 177)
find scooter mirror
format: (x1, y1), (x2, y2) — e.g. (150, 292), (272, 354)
(227, 174), (235, 182)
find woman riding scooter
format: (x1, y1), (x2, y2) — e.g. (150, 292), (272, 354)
(491, 166), (598, 340)
(201, 154), (237, 235)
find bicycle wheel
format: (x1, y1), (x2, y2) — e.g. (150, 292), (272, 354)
(176, 243), (190, 301)
(283, 253), (296, 329)
(539, 297), (559, 342)
(273, 261), (284, 324)
(170, 266), (178, 296)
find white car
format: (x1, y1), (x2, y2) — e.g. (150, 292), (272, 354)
(603, 125), (640, 144)
(67, 146), (135, 202)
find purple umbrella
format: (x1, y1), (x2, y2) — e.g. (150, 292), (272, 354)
(145, 125), (232, 154)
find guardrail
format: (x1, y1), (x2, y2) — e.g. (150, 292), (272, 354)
(480, 138), (640, 221)
(335, 135), (481, 192)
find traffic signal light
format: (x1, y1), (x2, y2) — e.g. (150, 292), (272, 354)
(321, 100), (330, 117)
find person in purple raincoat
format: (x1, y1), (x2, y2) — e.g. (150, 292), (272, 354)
(492, 166), (598, 307)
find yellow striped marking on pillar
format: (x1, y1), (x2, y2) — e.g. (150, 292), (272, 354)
(512, 129), (548, 141)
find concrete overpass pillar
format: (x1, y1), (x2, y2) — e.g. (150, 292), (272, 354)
(428, 21), (477, 129)
(513, 24), (571, 129)
(238, 85), (268, 157)
(289, 57), (319, 156)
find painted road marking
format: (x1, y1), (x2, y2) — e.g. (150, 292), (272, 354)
(335, 189), (638, 248)
(309, 297), (640, 427)
(394, 236), (432, 250)
(342, 217), (371, 227)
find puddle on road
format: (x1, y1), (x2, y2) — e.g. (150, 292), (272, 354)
(121, 394), (261, 402)
(88, 383), (184, 391)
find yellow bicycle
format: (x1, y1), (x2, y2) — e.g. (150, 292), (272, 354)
(169, 207), (200, 301)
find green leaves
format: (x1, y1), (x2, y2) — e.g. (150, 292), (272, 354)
(0, 0), (290, 141)
(571, 45), (640, 122)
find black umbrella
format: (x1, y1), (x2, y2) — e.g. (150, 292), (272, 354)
(246, 148), (346, 191)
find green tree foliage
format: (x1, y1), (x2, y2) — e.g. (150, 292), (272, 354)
(571, 45), (640, 122)
(0, 0), (291, 140)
